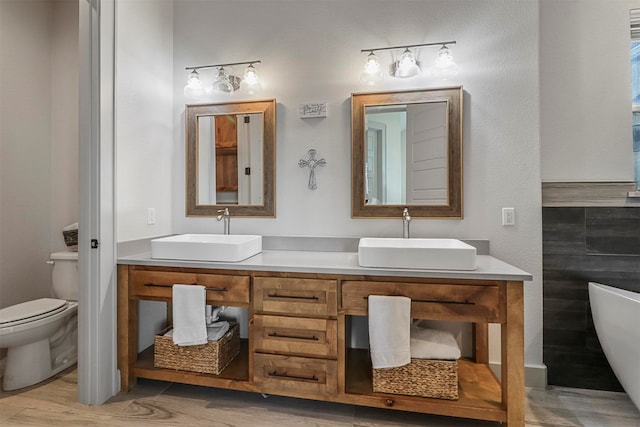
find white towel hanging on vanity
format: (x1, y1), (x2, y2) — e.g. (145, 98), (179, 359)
(171, 284), (207, 346)
(368, 295), (411, 369)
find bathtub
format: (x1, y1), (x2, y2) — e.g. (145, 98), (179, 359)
(588, 282), (640, 410)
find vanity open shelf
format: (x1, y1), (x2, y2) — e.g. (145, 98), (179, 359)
(118, 260), (527, 426)
(131, 340), (252, 389)
(345, 349), (504, 421)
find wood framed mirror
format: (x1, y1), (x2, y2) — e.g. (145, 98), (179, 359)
(186, 99), (276, 217)
(351, 86), (463, 218)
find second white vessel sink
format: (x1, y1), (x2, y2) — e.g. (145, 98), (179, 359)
(151, 234), (262, 262)
(358, 237), (477, 270)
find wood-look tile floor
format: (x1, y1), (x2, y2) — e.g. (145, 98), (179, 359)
(1, 368), (639, 426)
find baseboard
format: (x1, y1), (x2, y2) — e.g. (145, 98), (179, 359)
(490, 362), (548, 389)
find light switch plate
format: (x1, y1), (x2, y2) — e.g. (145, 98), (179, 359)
(502, 207), (515, 226)
(147, 208), (156, 225)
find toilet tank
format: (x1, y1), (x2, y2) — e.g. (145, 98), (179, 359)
(50, 251), (78, 301)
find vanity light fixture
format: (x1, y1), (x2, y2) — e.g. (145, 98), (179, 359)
(184, 69), (204, 98)
(183, 60), (262, 98)
(360, 41), (456, 84)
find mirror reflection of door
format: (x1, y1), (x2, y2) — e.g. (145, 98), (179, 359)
(365, 121), (386, 204)
(197, 113), (263, 205)
(364, 102), (447, 206)
(406, 103), (447, 205)
(237, 113), (263, 205)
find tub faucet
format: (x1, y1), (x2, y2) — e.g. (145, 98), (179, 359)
(217, 208), (230, 235)
(402, 207), (411, 238)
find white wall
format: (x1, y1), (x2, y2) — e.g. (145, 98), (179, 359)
(115, 0), (175, 352)
(116, 0), (173, 242)
(168, 1), (543, 370)
(51, 0), (79, 252)
(540, 0), (636, 182)
(0, 0), (78, 308)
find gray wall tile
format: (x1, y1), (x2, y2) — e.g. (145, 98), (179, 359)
(542, 206), (640, 391)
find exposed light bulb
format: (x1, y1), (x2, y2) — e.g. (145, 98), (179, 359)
(364, 52), (381, 75)
(394, 48), (421, 78)
(213, 67), (235, 93)
(183, 69), (204, 98)
(436, 45), (455, 68)
(242, 64), (262, 94)
(243, 64), (259, 85)
(433, 45), (458, 77)
(399, 48), (416, 66)
(360, 52), (383, 85)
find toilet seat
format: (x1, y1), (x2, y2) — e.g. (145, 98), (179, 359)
(0, 298), (68, 329)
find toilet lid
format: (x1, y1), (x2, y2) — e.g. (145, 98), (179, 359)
(0, 298), (68, 328)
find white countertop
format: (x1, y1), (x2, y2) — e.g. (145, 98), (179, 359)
(118, 249), (532, 282)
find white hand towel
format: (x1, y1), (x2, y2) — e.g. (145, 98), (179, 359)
(410, 323), (461, 360)
(207, 321), (230, 341)
(172, 284), (207, 346)
(368, 295), (411, 369)
(164, 321), (230, 342)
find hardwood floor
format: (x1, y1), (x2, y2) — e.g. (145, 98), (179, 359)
(1, 368), (638, 426)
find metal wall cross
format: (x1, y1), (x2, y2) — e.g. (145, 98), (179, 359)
(298, 149), (327, 190)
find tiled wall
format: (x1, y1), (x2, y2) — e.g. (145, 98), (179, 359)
(542, 206), (640, 391)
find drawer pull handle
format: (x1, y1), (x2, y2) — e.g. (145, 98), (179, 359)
(364, 296), (475, 305)
(144, 283), (228, 292)
(267, 293), (319, 301)
(268, 371), (319, 382)
(268, 332), (319, 341)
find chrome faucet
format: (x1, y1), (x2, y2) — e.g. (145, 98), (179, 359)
(217, 208), (230, 235)
(402, 207), (411, 238)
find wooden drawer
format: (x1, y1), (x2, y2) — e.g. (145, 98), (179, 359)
(130, 269), (250, 305)
(253, 277), (337, 316)
(341, 281), (503, 322)
(253, 353), (337, 398)
(253, 315), (337, 358)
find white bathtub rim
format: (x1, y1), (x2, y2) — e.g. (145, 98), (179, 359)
(589, 282), (640, 303)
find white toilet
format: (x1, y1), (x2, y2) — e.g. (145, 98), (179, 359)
(0, 251), (78, 391)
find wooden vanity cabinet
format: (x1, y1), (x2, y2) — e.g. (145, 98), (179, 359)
(129, 269), (250, 306)
(117, 265), (254, 394)
(252, 276), (339, 399)
(118, 264), (525, 427)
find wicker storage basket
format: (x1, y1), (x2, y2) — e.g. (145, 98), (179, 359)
(154, 322), (239, 375)
(372, 358), (459, 400)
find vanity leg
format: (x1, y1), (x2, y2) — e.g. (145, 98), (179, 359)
(117, 265), (138, 392)
(473, 323), (489, 364)
(501, 281), (524, 426)
(337, 312), (346, 395)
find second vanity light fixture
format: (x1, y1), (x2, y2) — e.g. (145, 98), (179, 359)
(360, 41), (457, 85)
(184, 60), (261, 98)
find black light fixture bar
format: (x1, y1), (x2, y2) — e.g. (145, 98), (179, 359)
(186, 60), (261, 72)
(361, 41), (456, 54)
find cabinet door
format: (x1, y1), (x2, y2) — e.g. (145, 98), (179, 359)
(253, 353), (338, 398)
(130, 269), (250, 305)
(253, 315), (337, 358)
(253, 277), (337, 316)
(215, 115), (237, 149)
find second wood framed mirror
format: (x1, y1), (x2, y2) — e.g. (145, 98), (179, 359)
(351, 86), (463, 218)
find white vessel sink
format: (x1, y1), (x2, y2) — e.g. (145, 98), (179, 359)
(151, 234), (262, 262)
(358, 237), (477, 270)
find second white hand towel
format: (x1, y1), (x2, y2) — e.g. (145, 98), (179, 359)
(172, 284), (207, 346)
(368, 295), (411, 369)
